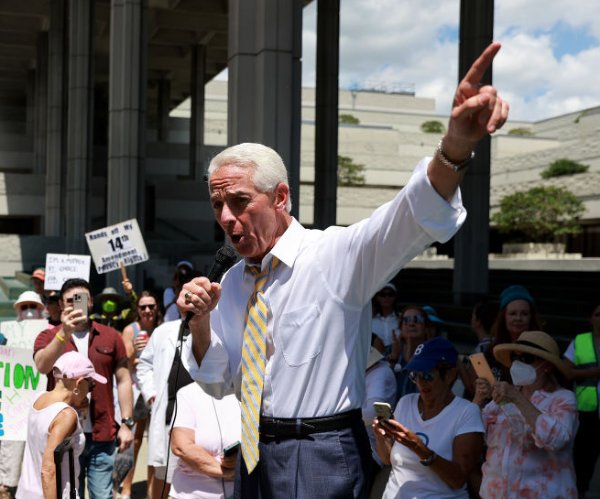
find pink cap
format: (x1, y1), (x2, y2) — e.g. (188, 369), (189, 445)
(53, 351), (107, 384)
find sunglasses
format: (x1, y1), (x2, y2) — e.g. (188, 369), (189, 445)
(378, 292), (395, 298)
(510, 352), (537, 365)
(408, 370), (437, 383)
(138, 304), (156, 311)
(402, 315), (425, 325)
(19, 304), (39, 311)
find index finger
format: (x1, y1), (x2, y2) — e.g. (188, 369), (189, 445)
(462, 42), (501, 87)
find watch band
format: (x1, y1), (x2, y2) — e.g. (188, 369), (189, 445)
(420, 450), (437, 466)
(436, 139), (474, 172)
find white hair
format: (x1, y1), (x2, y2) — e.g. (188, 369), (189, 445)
(207, 143), (292, 212)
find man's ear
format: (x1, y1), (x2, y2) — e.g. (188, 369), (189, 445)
(273, 182), (290, 212)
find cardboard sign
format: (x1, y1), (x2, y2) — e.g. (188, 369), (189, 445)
(45, 253), (91, 291)
(0, 346), (48, 441)
(85, 219), (149, 274)
(0, 320), (49, 350)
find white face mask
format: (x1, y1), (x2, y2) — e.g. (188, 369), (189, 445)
(510, 360), (537, 386)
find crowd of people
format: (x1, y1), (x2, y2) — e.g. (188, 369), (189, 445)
(0, 42), (599, 499)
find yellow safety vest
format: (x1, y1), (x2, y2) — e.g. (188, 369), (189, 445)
(574, 332), (599, 412)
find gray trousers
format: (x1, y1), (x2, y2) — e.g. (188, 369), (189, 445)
(0, 441), (26, 488)
(234, 422), (371, 499)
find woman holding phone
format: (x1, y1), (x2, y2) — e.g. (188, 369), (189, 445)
(474, 330), (577, 499)
(169, 383), (241, 499)
(373, 337), (484, 499)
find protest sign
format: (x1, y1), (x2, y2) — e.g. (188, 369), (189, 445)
(0, 319), (49, 350)
(45, 253), (91, 291)
(0, 346), (48, 441)
(85, 219), (148, 274)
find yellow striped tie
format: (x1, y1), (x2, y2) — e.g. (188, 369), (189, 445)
(240, 257), (278, 473)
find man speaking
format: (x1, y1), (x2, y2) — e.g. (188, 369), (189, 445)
(177, 43), (508, 498)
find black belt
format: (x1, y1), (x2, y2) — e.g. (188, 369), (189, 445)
(260, 409), (362, 439)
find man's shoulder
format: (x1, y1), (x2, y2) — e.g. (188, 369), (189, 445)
(34, 323), (62, 348)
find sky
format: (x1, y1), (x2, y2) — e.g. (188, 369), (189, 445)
(299, 0), (600, 122)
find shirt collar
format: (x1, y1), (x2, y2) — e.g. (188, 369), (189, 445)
(245, 217), (304, 272)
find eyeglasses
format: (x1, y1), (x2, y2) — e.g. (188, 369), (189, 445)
(19, 304), (39, 311)
(402, 315), (425, 325)
(510, 352), (537, 364)
(378, 292), (395, 298)
(138, 304), (156, 311)
(408, 370), (436, 383)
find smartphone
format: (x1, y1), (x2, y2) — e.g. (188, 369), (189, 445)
(373, 402), (394, 421)
(72, 293), (88, 318)
(223, 441), (240, 457)
(469, 353), (496, 385)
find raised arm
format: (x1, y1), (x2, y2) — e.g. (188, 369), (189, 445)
(428, 42), (509, 201)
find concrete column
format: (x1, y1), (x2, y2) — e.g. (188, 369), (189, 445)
(45, 0), (67, 236)
(313, 0), (340, 229)
(26, 70), (35, 137)
(65, 0), (95, 253)
(452, 0), (494, 304)
(107, 0), (147, 226)
(189, 44), (206, 180)
(228, 0), (302, 218)
(157, 76), (170, 142)
(34, 32), (48, 174)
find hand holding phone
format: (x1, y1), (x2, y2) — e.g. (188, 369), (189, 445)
(373, 402), (393, 421)
(469, 353), (496, 385)
(223, 441), (240, 457)
(72, 293), (88, 318)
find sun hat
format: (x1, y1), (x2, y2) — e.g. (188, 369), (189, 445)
(32, 268), (45, 281)
(13, 290), (44, 310)
(423, 305), (444, 324)
(405, 337), (458, 372)
(493, 330), (570, 378)
(53, 351), (107, 384)
(96, 286), (121, 303)
(366, 347), (384, 370)
(499, 285), (534, 310)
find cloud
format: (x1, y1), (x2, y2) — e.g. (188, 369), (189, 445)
(301, 0), (600, 121)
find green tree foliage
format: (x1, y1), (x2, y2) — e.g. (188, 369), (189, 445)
(491, 186), (584, 242)
(339, 113), (360, 125)
(540, 158), (589, 179)
(338, 155), (366, 186)
(507, 127), (534, 136)
(420, 120), (445, 133)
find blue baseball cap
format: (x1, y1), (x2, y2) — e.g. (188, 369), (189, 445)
(423, 305), (444, 324)
(499, 285), (534, 310)
(405, 337), (458, 372)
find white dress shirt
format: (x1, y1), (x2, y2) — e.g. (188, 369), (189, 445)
(182, 158), (465, 418)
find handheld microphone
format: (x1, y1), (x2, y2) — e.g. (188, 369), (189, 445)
(183, 245), (238, 326)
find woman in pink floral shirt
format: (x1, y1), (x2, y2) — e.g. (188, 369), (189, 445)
(474, 330), (578, 499)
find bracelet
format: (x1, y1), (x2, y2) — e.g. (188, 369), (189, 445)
(436, 139), (474, 172)
(55, 332), (66, 343)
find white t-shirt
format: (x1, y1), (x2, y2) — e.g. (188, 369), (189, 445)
(169, 383), (241, 499)
(382, 393), (484, 499)
(372, 313), (399, 348)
